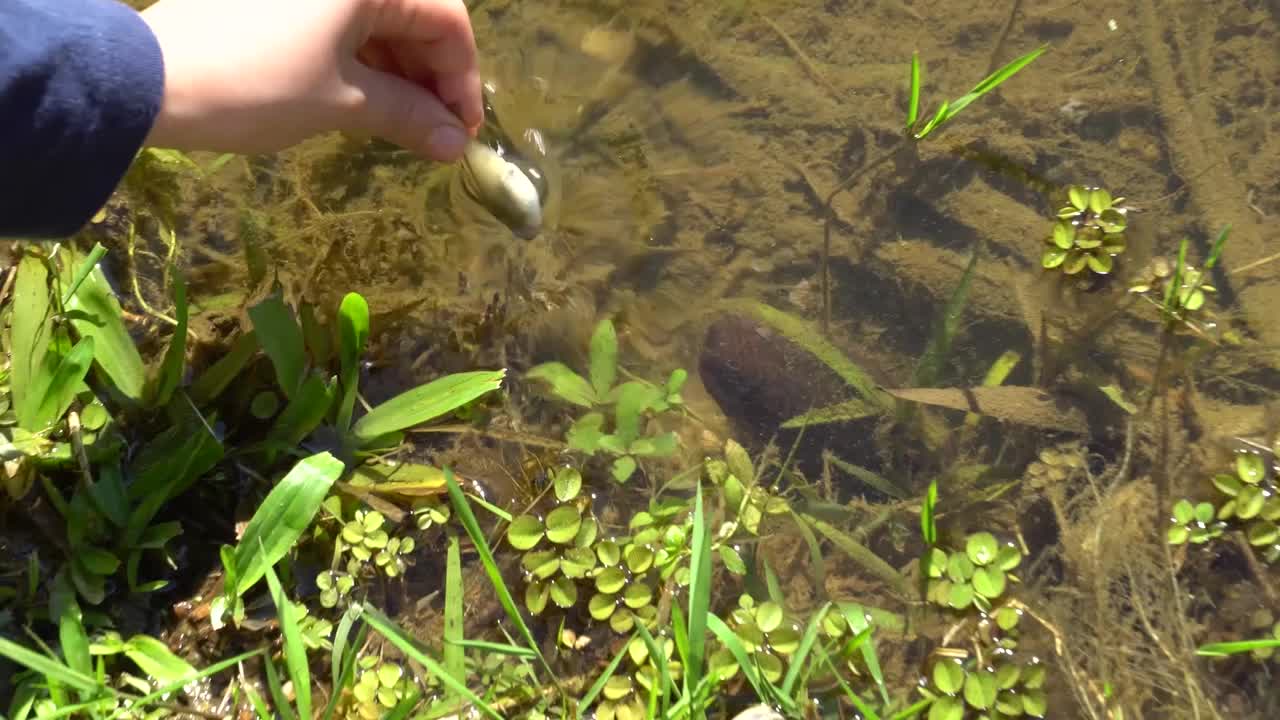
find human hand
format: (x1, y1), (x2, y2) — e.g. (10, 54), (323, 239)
(140, 0), (482, 162)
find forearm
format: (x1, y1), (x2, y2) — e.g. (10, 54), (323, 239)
(0, 0), (164, 239)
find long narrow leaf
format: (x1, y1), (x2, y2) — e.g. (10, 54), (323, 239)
(11, 252), (53, 428)
(361, 607), (502, 720)
(906, 52), (921, 130)
(781, 602), (830, 697)
(441, 467), (545, 669)
(577, 633), (634, 715)
(914, 241), (980, 387)
(59, 244), (108, 308)
(946, 44), (1047, 118)
(116, 649), (263, 719)
(336, 292), (369, 434)
(352, 370), (506, 443)
(683, 484), (711, 715)
(589, 318), (618, 397)
(58, 246), (146, 403)
(51, 569), (91, 682)
(189, 331), (259, 404)
(0, 636), (98, 694)
(446, 639), (537, 658)
(443, 533), (466, 695)
(230, 452), (344, 596)
(261, 647), (298, 720)
(264, 562), (311, 720)
(151, 266), (188, 407)
(248, 291), (307, 399)
(30, 337), (95, 431)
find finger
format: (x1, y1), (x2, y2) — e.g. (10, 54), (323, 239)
(368, 0), (482, 128)
(385, 40), (484, 130)
(356, 40), (402, 76)
(340, 61), (470, 161)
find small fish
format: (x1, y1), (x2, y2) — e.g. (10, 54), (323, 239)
(458, 82), (549, 240)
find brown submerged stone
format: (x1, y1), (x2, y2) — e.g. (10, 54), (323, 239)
(697, 313), (887, 494)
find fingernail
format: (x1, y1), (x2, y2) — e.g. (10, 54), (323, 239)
(429, 125), (468, 159)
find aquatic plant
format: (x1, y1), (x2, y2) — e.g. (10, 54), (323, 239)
(507, 467), (604, 615)
(1168, 449), (1280, 562)
(820, 44), (1048, 333)
(1041, 185), (1129, 275)
(527, 317), (684, 483)
(924, 531), (1023, 613)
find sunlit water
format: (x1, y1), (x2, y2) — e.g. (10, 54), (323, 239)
(131, 0), (1280, 716)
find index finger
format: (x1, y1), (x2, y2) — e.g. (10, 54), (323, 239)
(368, 0), (483, 128)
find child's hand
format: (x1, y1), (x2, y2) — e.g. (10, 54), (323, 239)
(140, 0), (482, 162)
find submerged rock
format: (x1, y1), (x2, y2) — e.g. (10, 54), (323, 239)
(697, 312), (887, 494)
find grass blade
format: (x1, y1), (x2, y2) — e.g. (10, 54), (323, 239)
(804, 515), (909, 596)
(634, 621), (673, 712)
(576, 632), (634, 715)
(264, 562), (311, 720)
(115, 649), (262, 719)
(230, 452), (344, 596)
(682, 484), (712, 715)
(780, 601), (830, 697)
(0, 636), (98, 695)
(443, 533), (466, 696)
(352, 370), (506, 444)
(441, 467), (546, 669)
(189, 331), (259, 404)
(151, 266), (188, 408)
(361, 606), (502, 720)
(58, 243), (108, 307)
(838, 602), (890, 705)
(322, 606), (367, 720)
(261, 646), (298, 720)
(121, 635), (197, 685)
(447, 639), (538, 658)
(906, 51), (921, 130)
(946, 44), (1047, 119)
(1196, 638), (1280, 656)
(30, 336), (94, 431)
(1204, 224), (1230, 270)
(913, 241), (980, 387)
(51, 569), (91, 681)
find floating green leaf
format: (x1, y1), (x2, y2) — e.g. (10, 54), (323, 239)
(966, 532), (998, 565)
(545, 505), (582, 545)
(508, 515), (544, 550)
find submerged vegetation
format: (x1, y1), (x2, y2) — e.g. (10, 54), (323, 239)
(4, 2), (1280, 719)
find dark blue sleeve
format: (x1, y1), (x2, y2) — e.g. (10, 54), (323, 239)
(1, 0), (165, 239)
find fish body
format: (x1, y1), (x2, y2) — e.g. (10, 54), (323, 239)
(458, 82), (550, 240)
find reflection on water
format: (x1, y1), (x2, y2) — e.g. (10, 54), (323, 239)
(157, 0), (1280, 715)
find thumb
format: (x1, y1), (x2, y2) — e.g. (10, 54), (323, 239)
(342, 62), (471, 162)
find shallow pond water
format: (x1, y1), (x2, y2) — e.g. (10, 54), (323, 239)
(58, 0), (1280, 718)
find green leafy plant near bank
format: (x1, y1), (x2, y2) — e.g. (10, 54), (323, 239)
(526, 317), (684, 483)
